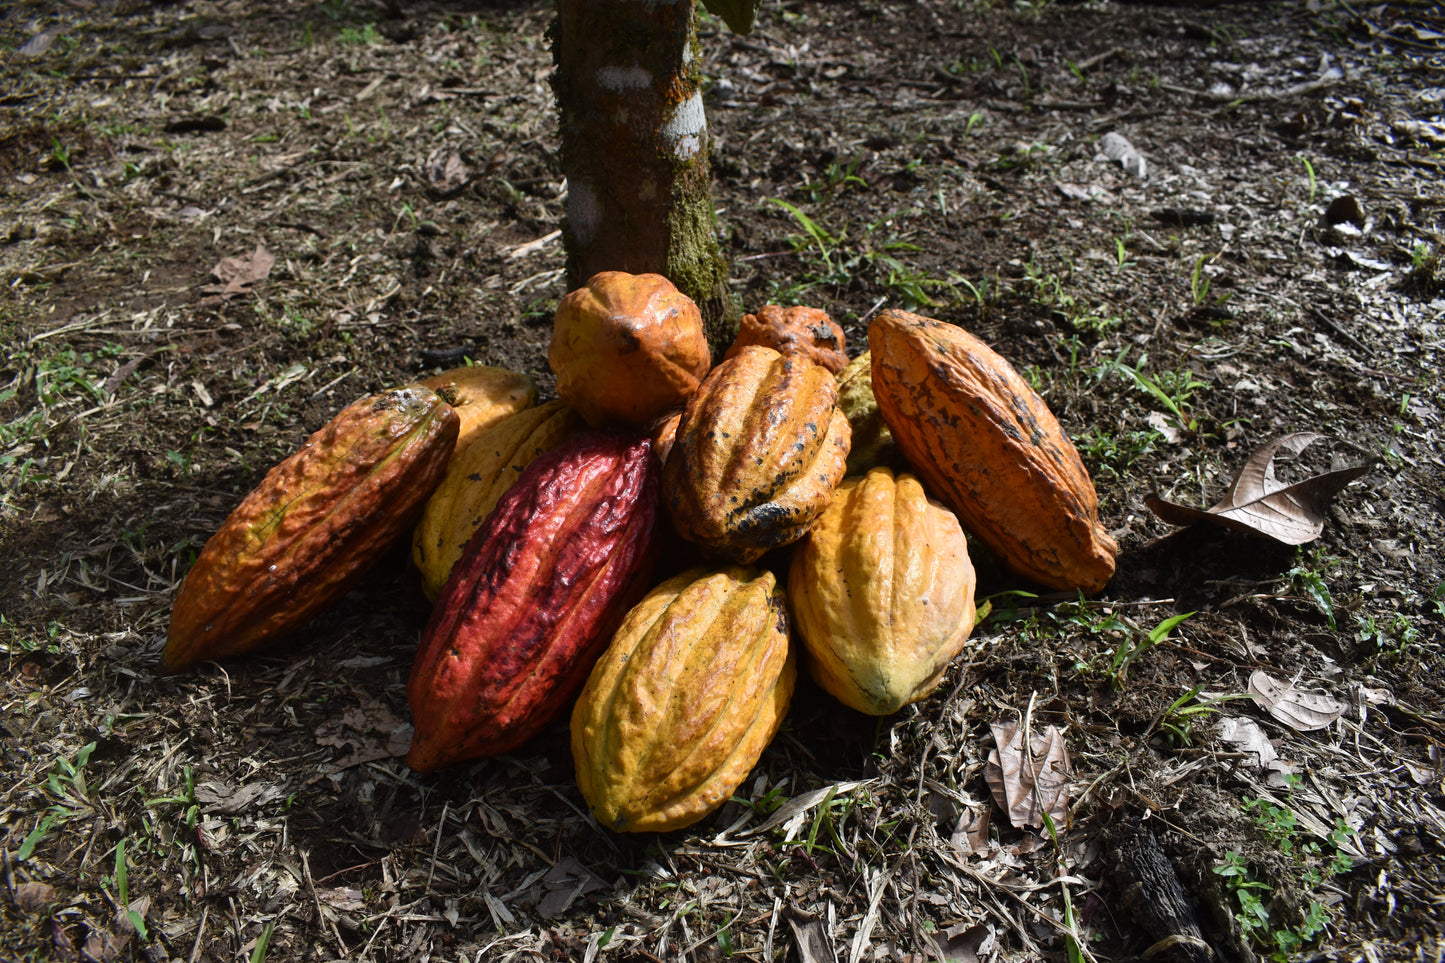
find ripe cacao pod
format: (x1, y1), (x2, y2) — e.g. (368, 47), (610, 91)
(418, 363), (536, 451)
(789, 467), (977, 715)
(549, 271), (711, 427)
(406, 430), (662, 773)
(163, 386), (459, 674)
(571, 566), (795, 833)
(411, 400), (586, 602)
(725, 305), (848, 374)
(663, 346), (851, 563)
(869, 309), (1118, 592)
(835, 351), (896, 476)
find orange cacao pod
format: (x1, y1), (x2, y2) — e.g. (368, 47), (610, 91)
(410, 400), (586, 601)
(663, 346), (851, 563)
(417, 363), (536, 450)
(725, 304), (848, 374)
(548, 271), (711, 427)
(571, 566), (795, 832)
(406, 430), (662, 772)
(163, 386), (459, 674)
(789, 467), (977, 715)
(869, 309), (1117, 592)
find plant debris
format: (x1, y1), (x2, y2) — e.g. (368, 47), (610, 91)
(1144, 432), (1373, 544)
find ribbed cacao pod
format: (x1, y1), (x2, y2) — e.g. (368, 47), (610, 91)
(411, 400), (586, 602)
(663, 346), (851, 563)
(418, 363), (536, 451)
(789, 467), (977, 715)
(869, 309), (1117, 592)
(835, 351), (896, 476)
(725, 305), (848, 374)
(571, 566), (795, 832)
(406, 430), (662, 772)
(549, 271), (711, 427)
(164, 386), (459, 674)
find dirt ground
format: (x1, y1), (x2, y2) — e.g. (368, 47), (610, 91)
(2, 0), (1444, 960)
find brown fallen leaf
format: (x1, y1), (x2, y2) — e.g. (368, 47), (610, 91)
(13, 881), (56, 912)
(1248, 670), (1346, 732)
(785, 906), (837, 963)
(1145, 432), (1371, 544)
(932, 922), (996, 963)
(18, 27), (64, 58)
(984, 720), (1071, 831)
(200, 244), (274, 302)
(426, 148), (471, 196)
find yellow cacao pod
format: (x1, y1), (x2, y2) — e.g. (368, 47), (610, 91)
(571, 566), (796, 833)
(789, 467), (977, 715)
(418, 363), (536, 451)
(869, 309), (1117, 593)
(411, 400), (586, 601)
(663, 346), (851, 563)
(835, 351), (896, 477)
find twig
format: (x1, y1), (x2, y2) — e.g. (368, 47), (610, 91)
(1075, 46), (1125, 72)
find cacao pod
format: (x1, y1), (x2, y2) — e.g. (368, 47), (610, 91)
(549, 271), (711, 427)
(418, 363), (536, 451)
(869, 309), (1117, 592)
(835, 351), (896, 476)
(406, 430), (662, 773)
(411, 400), (586, 602)
(163, 386), (459, 674)
(571, 566), (795, 833)
(725, 304), (848, 374)
(789, 467), (977, 715)
(663, 346), (851, 563)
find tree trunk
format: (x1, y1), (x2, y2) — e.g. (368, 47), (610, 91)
(552, 0), (735, 348)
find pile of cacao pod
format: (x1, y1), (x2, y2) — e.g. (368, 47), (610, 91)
(164, 271), (1117, 834)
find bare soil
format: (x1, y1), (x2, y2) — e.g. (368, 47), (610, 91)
(2, 1), (1443, 961)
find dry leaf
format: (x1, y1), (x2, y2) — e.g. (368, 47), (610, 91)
(194, 779), (288, 815)
(931, 922), (995, 963)
(786, 906), (837, 963)
(1217, 716), (1277, 767)
(200, 244), (275, 302)
(14, 881), (56, 912)
(426, 148), (471, 195)
(1248, 670), (1346, 731)
(984, 721), (1071, 831)
(1145, 432), (1371, 544)
(949, 807), (992, 856)
(18, 27), (64, 58)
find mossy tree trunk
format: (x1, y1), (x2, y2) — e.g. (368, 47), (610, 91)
(552, 0), (735, 348)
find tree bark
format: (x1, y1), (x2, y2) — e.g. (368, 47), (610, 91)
(552, 0), (735, 348)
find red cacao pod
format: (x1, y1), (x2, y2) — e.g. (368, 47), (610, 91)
(405, 430), (663, 772)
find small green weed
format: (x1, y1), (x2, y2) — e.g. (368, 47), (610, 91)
(338, 22), (381, 46)
(1150, 686), (1251, 747)
(18, 742), (98, 862)
(1216, 785), (1354, 959)
(1188, 252), (1231, 307)
(1109, 350), (1208, 436)
(1074, 426), (1157, 481)
(1288, 558), (1336, 630)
